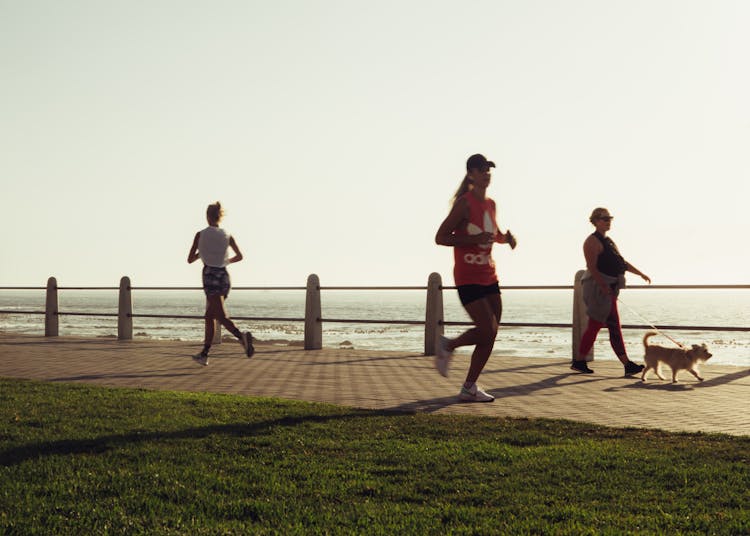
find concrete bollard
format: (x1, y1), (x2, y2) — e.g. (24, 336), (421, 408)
(424, 272), (444, 356)
(304, 274), (322, 350)
(45, 277), (58, 337)
(118, 276), (133, 340)
(572, 270), (593, 361)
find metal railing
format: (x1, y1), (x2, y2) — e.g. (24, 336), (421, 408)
(1, 274), (748, 358)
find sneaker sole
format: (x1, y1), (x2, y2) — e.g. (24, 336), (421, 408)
(458, 394), (495, 403)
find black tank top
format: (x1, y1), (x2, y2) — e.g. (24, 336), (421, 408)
(593, 232), (627, 277)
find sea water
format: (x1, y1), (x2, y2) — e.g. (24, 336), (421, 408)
(1, 288), (748, 367)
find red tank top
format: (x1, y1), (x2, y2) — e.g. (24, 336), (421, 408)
(453, 192), (499, 286)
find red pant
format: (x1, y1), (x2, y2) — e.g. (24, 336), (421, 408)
(579, 294), (626, 358)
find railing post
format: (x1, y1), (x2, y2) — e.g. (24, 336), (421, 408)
(45, 276), (58, 337)
(424, 272), (444, 356)
(118, 276), (133, 340)
(304, 274), (322, 350)
(572, 270), (593, 361)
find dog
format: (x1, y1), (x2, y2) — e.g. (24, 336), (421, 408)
(641, 332), (712, 383)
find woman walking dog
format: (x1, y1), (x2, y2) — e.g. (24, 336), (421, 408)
(572, 207), (650, 375)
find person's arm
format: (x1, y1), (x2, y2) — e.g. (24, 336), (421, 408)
(227, 236), (243, 264)
(583, 235), (610, 295)
(625, 262), (651, 284)
(492, 216), (516, 249)
(187, 232), (201, 264)
(435, 198), (494, 247)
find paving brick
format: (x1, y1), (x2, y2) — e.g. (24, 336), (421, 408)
(1, 333), (747, 436)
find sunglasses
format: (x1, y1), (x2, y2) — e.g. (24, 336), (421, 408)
(598, 216), (614, 222)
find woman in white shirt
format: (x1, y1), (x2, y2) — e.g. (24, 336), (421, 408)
(187, 202), (253, 365)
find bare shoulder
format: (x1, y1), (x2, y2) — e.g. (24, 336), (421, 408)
(452, 195), (469, 214)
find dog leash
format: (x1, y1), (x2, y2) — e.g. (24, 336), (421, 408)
(616, 297), (686, 349)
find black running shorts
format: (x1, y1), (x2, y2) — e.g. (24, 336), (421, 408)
(457, 282), (501, 306)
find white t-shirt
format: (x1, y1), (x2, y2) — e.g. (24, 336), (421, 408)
(198, 226), (231, 267)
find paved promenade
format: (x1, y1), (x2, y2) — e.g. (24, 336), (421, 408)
(1, 333), (748, 436)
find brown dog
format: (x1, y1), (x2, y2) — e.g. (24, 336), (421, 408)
(641, 332), (712, 383)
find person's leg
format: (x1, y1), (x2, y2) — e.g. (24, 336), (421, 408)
(202, 314), (214, 353)
(577, 318), (604, 360)
(446, 286), (481, 352)
(194, 294), (219, 365)
(216, 271), (252, 357)
(606, 297), (644, 375)
(201, 294), (225, 354)
(199, 266), (223, 358)
(462, 295), (500, 385)
(572, 316), (604, 373)
(605, 297), (629, 365)
(211, 295), (242, 339)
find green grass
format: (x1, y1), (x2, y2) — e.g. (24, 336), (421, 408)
(1, 378), (748, 535)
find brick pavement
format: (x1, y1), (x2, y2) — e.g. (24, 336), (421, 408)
(1, 333), (748, 436)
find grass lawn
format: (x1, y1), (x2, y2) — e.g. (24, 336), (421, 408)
(1, 378), (748, 535)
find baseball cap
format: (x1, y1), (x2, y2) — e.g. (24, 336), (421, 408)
(466, 153), (496, 171)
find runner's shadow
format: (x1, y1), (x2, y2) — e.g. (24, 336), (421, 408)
(49, 369), (197, 382)
(0, 410), (405, 467)
(388, 395), (467, 413)
(487, 373), (615, 399)
(312, 355), (424, 366)
(483, 360), (571, 374)
(388, 370), (611, 414)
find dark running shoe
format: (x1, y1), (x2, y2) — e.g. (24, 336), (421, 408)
(570, 360), (594, 374)
(242, 331), (255, 358)
(624, 361), (644, 376)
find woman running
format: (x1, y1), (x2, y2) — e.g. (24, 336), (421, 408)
(187, 202), (253, 366)
(434, 154), (516, 402)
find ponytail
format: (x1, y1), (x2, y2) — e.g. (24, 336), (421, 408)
(451, 175), (472, 205)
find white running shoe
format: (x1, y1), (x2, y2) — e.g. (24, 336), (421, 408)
(434, 335), (453, 377)
(192, 353), (209, 367)
(458, 384), (495, 403)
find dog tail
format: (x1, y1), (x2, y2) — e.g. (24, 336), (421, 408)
(643, 331), (658, 348)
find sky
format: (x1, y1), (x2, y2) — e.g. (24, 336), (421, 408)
(2, 0), (748, 288)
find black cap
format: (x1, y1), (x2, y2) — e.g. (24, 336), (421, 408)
(466, 153), (495, 171)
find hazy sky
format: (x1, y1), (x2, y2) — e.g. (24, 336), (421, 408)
(2, 0), (748, 288)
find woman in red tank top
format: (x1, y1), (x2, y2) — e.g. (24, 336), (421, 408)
(434, 154), (516, 403)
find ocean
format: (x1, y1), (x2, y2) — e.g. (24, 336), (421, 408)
(1, 288), (748, 367)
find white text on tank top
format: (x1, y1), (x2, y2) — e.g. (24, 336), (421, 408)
(453, 194), (498, 286)
(198, 226), (230, 268)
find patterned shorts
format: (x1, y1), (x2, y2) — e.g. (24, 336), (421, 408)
(202, 265), (231, 297)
